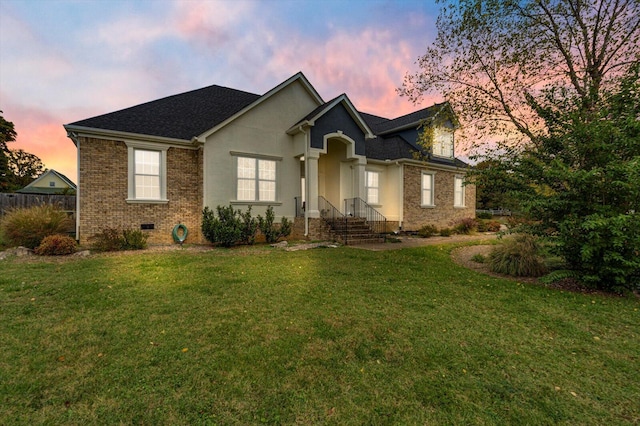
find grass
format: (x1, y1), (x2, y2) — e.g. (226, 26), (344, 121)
(1, 244), (639, 425)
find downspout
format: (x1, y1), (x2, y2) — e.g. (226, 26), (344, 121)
(300, 125), (309, 237)
(67, 131), (81, 241)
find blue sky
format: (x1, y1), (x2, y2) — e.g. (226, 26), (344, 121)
(0, 0), (443, 181)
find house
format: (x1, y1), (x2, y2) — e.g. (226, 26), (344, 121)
(64, 72), (475, 245)
(15, 169), (76, 195)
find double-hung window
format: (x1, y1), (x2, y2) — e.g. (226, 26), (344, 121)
(365, 171), (380, 205)
(421, 172), (435, 206)
(454, 176), (465, 207)
(126, 142), (167, 203)
(237, 157), (276, 202)
(432, 128), (454, 158)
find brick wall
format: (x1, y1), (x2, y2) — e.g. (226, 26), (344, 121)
(78, 137), (203, 245)
(402, 164), (476, 231)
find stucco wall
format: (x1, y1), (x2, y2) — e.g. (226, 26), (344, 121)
(402, 164), (476, 231)
(78, 137), (203, 245)
(203, 79), (320, 219)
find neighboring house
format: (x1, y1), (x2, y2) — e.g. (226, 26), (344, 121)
(64, 72), (475, 245)
(15, 169), (76, 195)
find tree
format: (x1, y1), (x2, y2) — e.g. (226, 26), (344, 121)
(402, 0), (640, 148)
(7, 149), (45, 189)
(402, 1), (640, 290)
(1, 111), (17, 191)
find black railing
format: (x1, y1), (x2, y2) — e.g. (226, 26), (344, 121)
(344, 197), (387, 238)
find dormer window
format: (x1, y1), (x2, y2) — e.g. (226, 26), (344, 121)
(432, 128), (454, 158)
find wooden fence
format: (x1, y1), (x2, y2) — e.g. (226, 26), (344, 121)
(0, 193), (76, 216)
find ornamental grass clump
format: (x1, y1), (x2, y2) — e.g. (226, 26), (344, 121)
(34, 234), (77, 256)
(0, 204), (74, 249)
(489, 233), (547, 277)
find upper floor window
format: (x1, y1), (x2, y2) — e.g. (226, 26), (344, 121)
(49, 181), (56, 187)
(365, 171), (380, 205)
(126, 141), (168, 203)
(422, 172), (435, 206)
(454, 176), (465, 207)
(237, 157), (276, 202)
(432, 128), (454, 158)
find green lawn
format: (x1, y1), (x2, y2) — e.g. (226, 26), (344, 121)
(1, 244), (638, 425)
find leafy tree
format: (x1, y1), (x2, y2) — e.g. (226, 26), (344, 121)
(7, 149), (45, 189)
(403, 1), (640, 290)
(402, 0), (640, 148)
(1, 111), (17, 191)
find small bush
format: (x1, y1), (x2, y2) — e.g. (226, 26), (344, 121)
(477, 211), (493, 219)
(122, 229), (148, 250)
(471, 253), (486, 263)
(0, 204), (74, 249)
(258, 206), (291, 244)
(477, 220), (501, 232)
(417, 224), (438, 238)
(452, 217), (478, 234)
(34, 234), (77, 256)
(439, 228), (453, 237)
(489, 234), (547, 277)
(239, 206), (258, 245)
(91, 228), (124, 252)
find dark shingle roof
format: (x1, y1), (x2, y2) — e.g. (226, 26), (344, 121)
(68, 85), (261, 140)
(361, 103), (447, 135)
(365, 135), (416, 160)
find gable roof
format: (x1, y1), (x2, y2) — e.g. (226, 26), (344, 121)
(65, 72), (324, 144)
(66, 85), (261, 142)
(16, 169), (76, 194)
(361, 102), (458, 135)
(287, 93), (375, 138)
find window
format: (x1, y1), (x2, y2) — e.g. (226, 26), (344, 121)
(49, 181), (55, 187)
(421, 172), (434, 206)
(135, 150), (161, 199)
(365, 171), (380, 205)
(126, 142), (167, 203)
(454, 176), (465, 207)
(432, 128), (454, 158)
(237, 157), (276, 202)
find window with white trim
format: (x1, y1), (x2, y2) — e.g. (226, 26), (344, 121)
(421, 172), (434, 206)
(433, 128), (454, 158)
(237, 157), (276, 202)
(126, 142), (168, 203)
(454, 176), (465, 207)
(365, 171), (380, 205)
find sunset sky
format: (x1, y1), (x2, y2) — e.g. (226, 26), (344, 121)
(0, 0), (444, 182)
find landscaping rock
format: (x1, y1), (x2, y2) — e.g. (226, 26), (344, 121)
(271, 241), (289, 248)
(15, 247), (34, 257)
(74, 250), (91, 257)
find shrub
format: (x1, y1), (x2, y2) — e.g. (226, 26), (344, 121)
(559, 214), (640, 292)
(489, 234), (547, 277)
(439, 228), (453, 237)
(452, 217), (478, 234)
(0, 204), (74, 249)
(122, 229), (148, 250)
(477, 220), (501, 232)
(91, 228), (125, 252)
(34, 234), (77, 256)
(477, 211), (493, 219)
(239, 206), (258, 245)
(471, 253), (486, 263)
(202, 205), (260, 247)
(417, 224), (438, 238)
(258, 206), (291, 244)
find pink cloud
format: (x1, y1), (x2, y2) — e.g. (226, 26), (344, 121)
(2, 102), (77, 183)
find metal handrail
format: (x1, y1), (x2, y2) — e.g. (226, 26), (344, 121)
(344, 197), (387, 239)
(294, 196), (305, 217)
(318, 196), (347, 243)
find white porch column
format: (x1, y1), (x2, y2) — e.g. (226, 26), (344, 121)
(305, 149), (321, 218)
(353, 157), (367, 200)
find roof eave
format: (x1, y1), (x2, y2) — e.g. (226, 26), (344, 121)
(63, 125), (201, 148)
